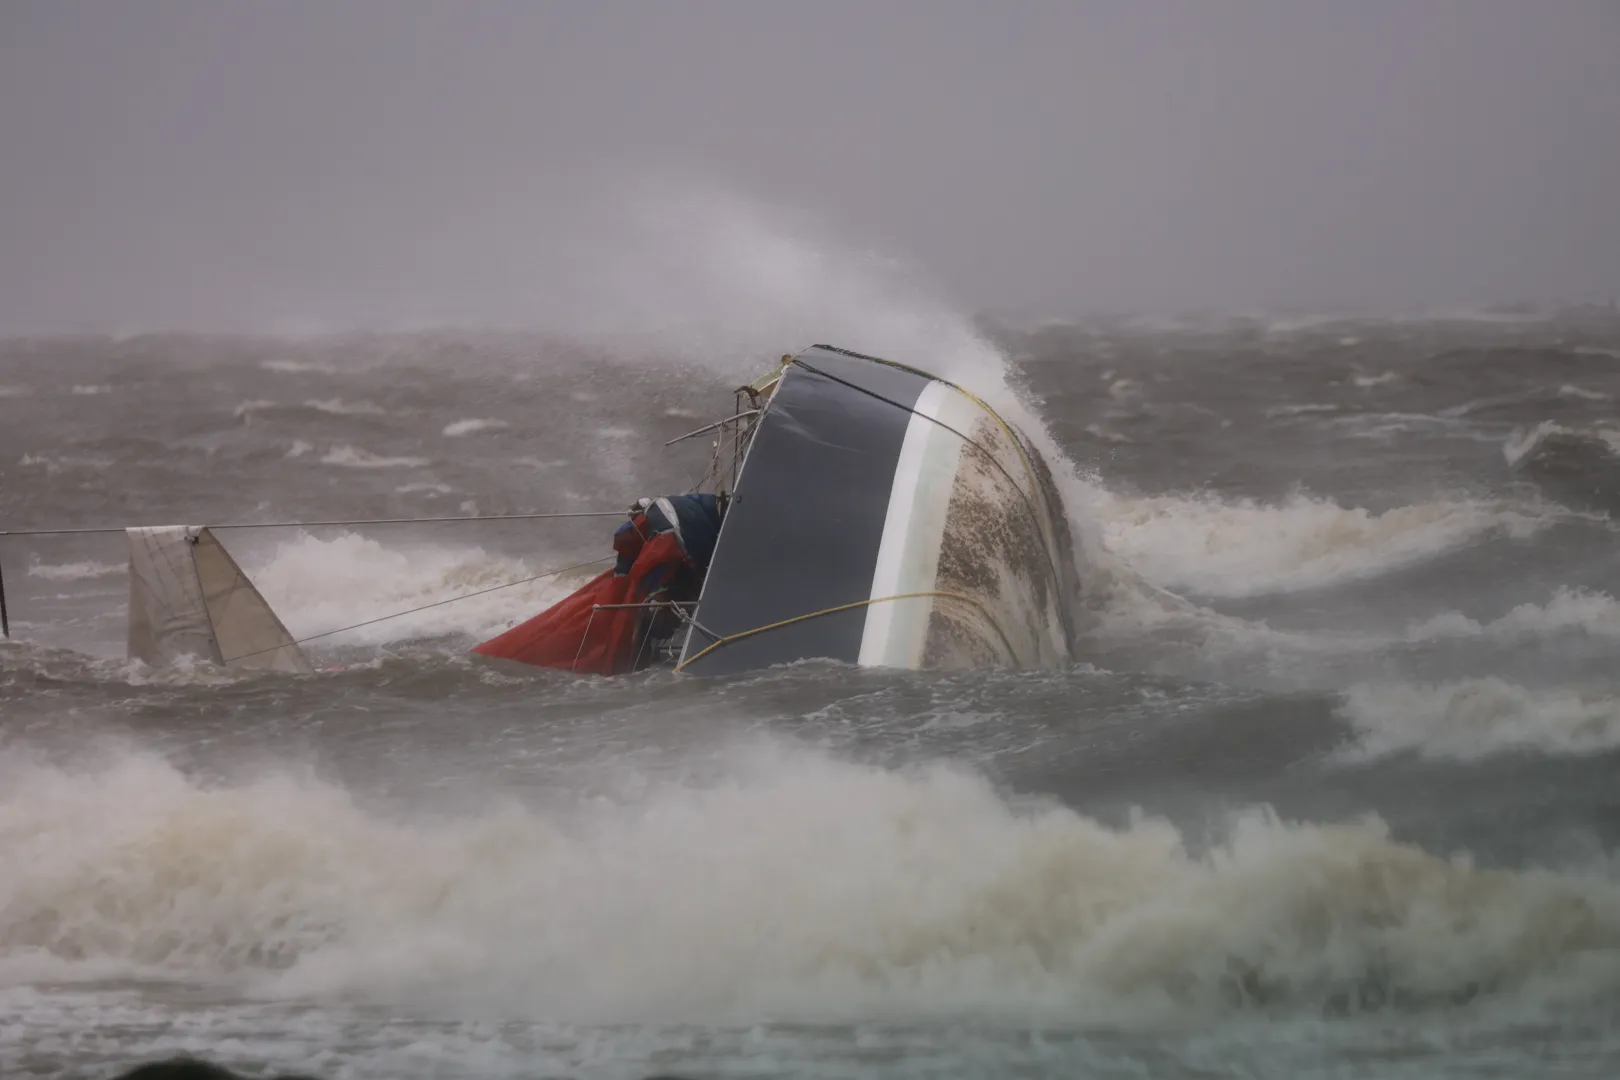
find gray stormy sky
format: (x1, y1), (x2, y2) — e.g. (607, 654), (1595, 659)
(1, 0), (1618, 335)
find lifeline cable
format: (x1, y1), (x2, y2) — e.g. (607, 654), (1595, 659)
(803, 343), (1066, 558)
(675, 590), (1017, 672)
(220, 554), (614, 665)
(0, 510), (628, 539)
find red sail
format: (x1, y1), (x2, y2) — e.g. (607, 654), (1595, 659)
(471, 526), (690, 675)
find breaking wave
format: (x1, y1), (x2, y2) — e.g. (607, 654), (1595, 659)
(1504, 421), (1620, 470)
(25, 560), (123, 583)
(260, 359), (334, 374)
(0, 743), (1615, 1023)
(1503, 422), (1620, 518)
(1404, 588), (1620, 643)
(247, 531), (600, 647)
(1341, 678), (1620, 759)
(235, 399), (389, 421)
(442, 418), (509, 437)
(318, 446), (430, 469)
(1094, 491), (1543, 599)
(305, 398), (386, 417)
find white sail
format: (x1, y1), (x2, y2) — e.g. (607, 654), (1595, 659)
(126, 526), (311, 674)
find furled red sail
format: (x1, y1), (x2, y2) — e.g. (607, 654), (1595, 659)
(471, 495), (720, 675)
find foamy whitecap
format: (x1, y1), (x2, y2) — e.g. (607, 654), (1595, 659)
(1094, 491), (1542, 598)
(0, 743), (1615, 1022)
(1264, 403), (1339, 418)
(260, 359), (334, 374)
(233, 398), (279, 419)
(1504, 420), (1620, 469)
(247, 531), (597, 645)
(17, 453), (114, 474)
(1405, 588), (1620, 643)
(70, 384), (112, 396)
(26, 560), (123, 583)
(0, 385), (31, 398)
(306, 398), (387, 416)
(319, 446), (429, 469)
(1342, 678), (1620, 759)
(442, 418), (509, 437)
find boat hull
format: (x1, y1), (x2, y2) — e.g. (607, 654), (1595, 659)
(678, 346), (1077, 675)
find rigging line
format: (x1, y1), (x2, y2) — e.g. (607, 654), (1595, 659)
(686, 423), (748, 494)
(0, 511), (628, 539)
(789, 359), (1037, 509)
(219, 554), (614, 665)
(802, 344), (1062, 554)
(675, 590), (1017, 673)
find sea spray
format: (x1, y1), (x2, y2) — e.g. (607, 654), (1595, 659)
(1, 740), (1616, 1023)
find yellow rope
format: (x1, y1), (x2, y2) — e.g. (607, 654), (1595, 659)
(675, 590), (1016, 671)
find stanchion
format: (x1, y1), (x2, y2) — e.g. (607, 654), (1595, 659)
(0, 544), (10, 639)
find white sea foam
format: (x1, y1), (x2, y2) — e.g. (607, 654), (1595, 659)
(284, 440), (313, 459)
(0, 743), (1615, 1023)
(1342, 678), (1620, 759)
(260, 359), (334, 374)
(233, 398), (278, 419)
(305, 398), (387, 416)
(70, 384), (112, 395)
(442, 418), (509, 437)
(1504, 420), (1620, 469)
(319, 446), (429, 469)
(237, 398), (385, 419)
(1405, 588), (1620, 643)
(17, 453), (114, 474)
(0, 385), (31, 398)
(25, 560), (122, 583)
(1264, 403), (1338, 418)
(1091, 490), (1540, 599)
(247, 531), (598, 646)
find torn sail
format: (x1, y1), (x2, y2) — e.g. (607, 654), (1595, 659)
(126, 526), (312, 673)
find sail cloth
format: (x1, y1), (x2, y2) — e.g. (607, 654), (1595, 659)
(471, 494), (721, 675)
(126, 526), (312, 674)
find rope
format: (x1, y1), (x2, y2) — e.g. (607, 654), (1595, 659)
(674, 590), (1017, 672)
(219, 554), (614, 664)
(0, 511), (627, 539)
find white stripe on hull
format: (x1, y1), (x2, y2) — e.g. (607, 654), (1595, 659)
(858, 381), (983, 668)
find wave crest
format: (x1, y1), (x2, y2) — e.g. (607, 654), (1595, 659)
(1, 744), (1615, 1022)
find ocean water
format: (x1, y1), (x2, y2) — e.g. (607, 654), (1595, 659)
(3, 305), (1620, 1079)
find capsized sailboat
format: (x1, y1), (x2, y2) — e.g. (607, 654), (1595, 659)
(471, 345), (1082, 676)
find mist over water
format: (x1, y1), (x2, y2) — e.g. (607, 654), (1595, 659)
(3, 198), (1620, 1079)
